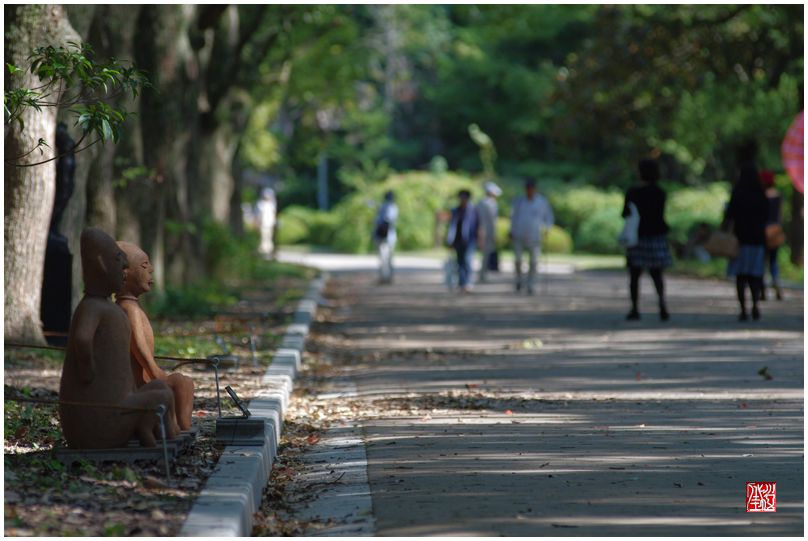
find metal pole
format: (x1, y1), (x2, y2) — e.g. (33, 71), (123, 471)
(211, 356), (222, 417)
(250, 332), (258, 367)
(156, 404), (170, 481)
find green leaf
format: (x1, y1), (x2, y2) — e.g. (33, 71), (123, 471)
(6, 63), (20, 75)
(101, 118), (113, 141)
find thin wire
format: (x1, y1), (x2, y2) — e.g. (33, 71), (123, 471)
(6, 344), (227, 415)
(5, 342), (221, 366)
(4, 394), (158, 413)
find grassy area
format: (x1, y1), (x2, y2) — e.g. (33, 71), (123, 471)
(145, 258), (316, 319)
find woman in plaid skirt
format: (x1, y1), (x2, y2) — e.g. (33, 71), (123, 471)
(724, 163), (768, 320)
(623, 159), (671, 321)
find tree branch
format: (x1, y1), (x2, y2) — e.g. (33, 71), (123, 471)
(5, 137), (101, 168)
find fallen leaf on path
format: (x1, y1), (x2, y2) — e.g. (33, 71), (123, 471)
(504, 410), (513, 415)
(520, 339), (544, 349)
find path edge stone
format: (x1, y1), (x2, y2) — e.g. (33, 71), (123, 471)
(179, 273), (328, 536)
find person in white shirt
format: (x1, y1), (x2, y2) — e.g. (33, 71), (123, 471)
(509, 178), (554, 294)
(476, 181), (502, 283)
(256, 187), (277, 257)
(374, 191), (398, 284)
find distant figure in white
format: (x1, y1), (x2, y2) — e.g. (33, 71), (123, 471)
(374, 190), (398, 284)
(256, 188), (277, 258)
(476, 181), (502, 283)
(509, 178), (554, 295)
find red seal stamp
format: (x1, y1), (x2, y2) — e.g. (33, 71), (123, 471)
(746, 482), (776, 512)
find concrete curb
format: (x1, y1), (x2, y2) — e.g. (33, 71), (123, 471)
(180, 274), (327, 536)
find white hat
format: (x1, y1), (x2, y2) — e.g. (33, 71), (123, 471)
(484, 181), (502, 196)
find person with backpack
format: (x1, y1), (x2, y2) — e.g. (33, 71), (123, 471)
(374, 191), (398, 284)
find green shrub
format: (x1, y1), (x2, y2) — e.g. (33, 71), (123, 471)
(328, 171), (482, 253)
(276, 206), (311, 245)
(146, 283), (239, 319)
(546, 185), (624, 240)
(543, 225), (574, 254)
(201, 220), (262, 281)
(665, 182), (730, 247)
(575, 208), (623, 253)
(495, 217), (511, 251)
(308, 211), (340, 246)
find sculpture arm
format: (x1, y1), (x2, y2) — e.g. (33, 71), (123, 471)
(71, 308), (100, 383)
(133, 310), (167, 382)
(123, 304), (167, 382)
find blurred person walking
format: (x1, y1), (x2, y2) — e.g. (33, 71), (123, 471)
(759, 169), (784, 301)
(725, 164), (769, 320)
(374, 191), (399, 284)
(446, 189), (479, 293)
(477, 181), (502, 283)
(256, 187), (277, 258)
(509, 178), (554, 295)
(623, 159), (671, 321)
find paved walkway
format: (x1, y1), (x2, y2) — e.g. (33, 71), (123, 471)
(281, 251), (804, 536)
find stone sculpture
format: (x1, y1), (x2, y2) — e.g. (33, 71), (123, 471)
(59, 228), (179, 448)
(116, 241), (195, 431)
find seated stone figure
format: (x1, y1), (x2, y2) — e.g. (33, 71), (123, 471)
(59, 228), (179, 448)
(116, 241), (195, 431)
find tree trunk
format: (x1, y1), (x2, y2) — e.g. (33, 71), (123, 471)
(4, 5), (81, 344)
(134, 4), (202, 289)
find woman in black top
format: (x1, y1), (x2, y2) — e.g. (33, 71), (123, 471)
(622, 159), (671, 321)
(724, 164), (768, 320)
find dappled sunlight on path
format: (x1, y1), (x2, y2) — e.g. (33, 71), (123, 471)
(304, 258), (803, 536)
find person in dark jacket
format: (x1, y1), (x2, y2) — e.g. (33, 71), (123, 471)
(725, 164), (769, 320)
(446, 189), (479, 293)
(623, 159), (671, 321)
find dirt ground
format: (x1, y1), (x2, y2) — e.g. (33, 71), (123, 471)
(3, 283), (303, 536)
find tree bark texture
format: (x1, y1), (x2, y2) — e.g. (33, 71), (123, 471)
(135, 4), (202, 288)
(4, 5), (81, 343)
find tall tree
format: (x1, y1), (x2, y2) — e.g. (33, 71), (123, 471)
(4, 5), (80, 343)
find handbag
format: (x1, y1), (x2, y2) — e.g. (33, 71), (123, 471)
(765, 224), (785, 250)
(704, 230), (739, 258)
(618, 202), (640, 249)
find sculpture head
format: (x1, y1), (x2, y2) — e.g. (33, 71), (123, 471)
(80, 228), (128, 297)
(117, 241), (154, 298)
